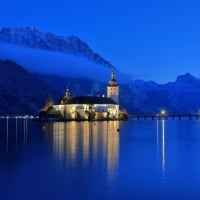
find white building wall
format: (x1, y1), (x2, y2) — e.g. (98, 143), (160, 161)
(54, 103), (119, 120)
(107, 86), (119, 104)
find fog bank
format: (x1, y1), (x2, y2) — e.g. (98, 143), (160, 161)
(0, 42), (131, 83)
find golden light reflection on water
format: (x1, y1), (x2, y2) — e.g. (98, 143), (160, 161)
(106, 121), (119, 178)
(43, 121), (119, 180)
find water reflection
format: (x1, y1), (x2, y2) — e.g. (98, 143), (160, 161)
(6, 117), (9, 150)
(0, 117), (30, 151)
(161, 120), (166, 182)
(15, 117), (18, 145)
(23, 117), (28, 144)
(43, 121), (119, 181)
(156, 120), (166, 183)
(156, 120), (159, 149)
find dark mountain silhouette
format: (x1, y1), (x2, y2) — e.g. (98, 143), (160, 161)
(0, 60), (61, 115)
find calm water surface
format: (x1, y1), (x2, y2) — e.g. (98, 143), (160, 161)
(1, 119), (200, 200)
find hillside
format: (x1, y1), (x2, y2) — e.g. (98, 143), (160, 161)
(0, 60), (61, 115)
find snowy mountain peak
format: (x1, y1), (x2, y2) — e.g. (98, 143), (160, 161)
(0, 27), (113, 68)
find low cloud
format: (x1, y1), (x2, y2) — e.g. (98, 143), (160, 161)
(0, 42), (131, 84)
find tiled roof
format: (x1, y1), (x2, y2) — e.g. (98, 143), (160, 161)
(61, 96), (117, 105)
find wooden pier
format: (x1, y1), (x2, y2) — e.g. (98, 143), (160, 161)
(128, 114), (200, 120)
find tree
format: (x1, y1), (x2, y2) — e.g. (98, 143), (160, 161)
(85, 104), (96, 121)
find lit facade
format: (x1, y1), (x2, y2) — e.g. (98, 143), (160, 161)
(51, 70), (121, 120)
(53, 97), (119, 120)
(38, 71), (128, 121)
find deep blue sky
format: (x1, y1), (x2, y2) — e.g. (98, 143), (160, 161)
(1, 0), (200, 83)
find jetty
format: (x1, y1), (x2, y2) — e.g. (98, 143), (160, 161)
(128, 114), (200, 120)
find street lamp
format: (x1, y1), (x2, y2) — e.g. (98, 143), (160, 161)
(160, 110), (166, 115)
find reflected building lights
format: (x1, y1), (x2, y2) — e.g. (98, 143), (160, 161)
(107, 121), (119, 181)
(46, 121), (119, 181)
(82, 123), (89, 166)
(91, 123), (98, 163)
(66, 122), (78, 165)
(53, 122), (65, 162)
(102, 122), (108, 159)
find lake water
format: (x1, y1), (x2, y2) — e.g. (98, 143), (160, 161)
(1, 118), (200, 200)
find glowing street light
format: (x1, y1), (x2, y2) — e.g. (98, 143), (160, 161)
(160, 110), (166, 115)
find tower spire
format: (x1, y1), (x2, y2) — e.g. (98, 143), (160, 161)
(109, 69), (117, 86)
(65, 86), (70, 99)
(111, 68), (115, 80)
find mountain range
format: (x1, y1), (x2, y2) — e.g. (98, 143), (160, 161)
(0, 27), (200, 115)
(1, 59), (200, 115)
(0, 27), (113, 69)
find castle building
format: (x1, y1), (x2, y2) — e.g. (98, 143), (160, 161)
(107, 69), (119, 104)
(40, 70), (127, 121)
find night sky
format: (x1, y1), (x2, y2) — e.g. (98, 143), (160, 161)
(1, 0), (200, 83)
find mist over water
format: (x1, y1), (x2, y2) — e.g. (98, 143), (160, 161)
(0, 42), (131, 83)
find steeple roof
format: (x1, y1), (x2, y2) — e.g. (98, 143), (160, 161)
(108, 69), (118, 86)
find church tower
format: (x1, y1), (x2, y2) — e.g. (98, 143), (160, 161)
(65, 87), (70, 99)
(107, 69), (119, 104)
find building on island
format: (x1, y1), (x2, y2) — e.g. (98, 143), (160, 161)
(39, 70), (127, 121)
